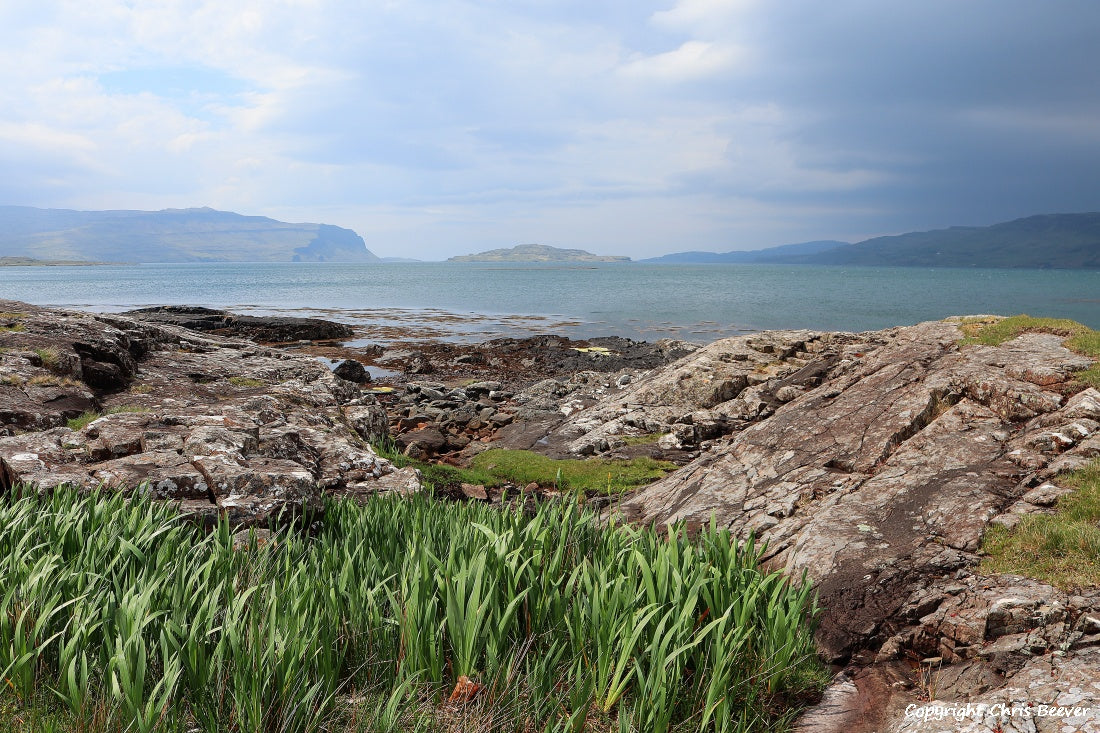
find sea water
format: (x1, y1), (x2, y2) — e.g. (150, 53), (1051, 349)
(2, 262), (1097, 343)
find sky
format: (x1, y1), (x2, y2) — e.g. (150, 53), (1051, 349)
(1, 1), (1098, 261)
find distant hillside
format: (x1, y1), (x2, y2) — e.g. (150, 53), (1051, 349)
(641, 240), (847, 264)
(799, 213), (1100, 268)
(449, 244), (630, 263)
(643, 214), (1100, 269)
(0, 206), (380, 263)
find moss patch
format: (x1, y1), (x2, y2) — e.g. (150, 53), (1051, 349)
(981, 460), (1100, 589)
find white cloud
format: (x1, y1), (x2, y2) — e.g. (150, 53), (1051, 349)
(619, 40), (744, 82)
(0, 1), (1098, 258)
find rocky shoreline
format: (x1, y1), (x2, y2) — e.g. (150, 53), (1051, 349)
(3, 300), (1100, 731)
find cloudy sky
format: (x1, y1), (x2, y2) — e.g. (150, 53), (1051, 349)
(1, 1), (1098, 260)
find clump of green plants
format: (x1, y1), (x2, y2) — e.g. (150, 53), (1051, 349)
(982, 459), (1100, 589)
(65, 406), (150, 431)
(32, 347), (60, 371)
(0, 312), (27, 333)
(957, 314), (1093, 345)
(0, 488), (825, 732)
(66, 410), (101, 430)
(0, 373), (23, 387)
(959, 315), (1100, 389)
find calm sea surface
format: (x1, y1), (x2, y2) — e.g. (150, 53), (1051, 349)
(2, 262), (1097, 343)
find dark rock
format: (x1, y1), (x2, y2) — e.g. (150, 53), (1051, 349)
(333, 359), (370, 383)
(124, 306), (353, 343)
(406, 353), (434, 374)
(397, 426), (446, 455)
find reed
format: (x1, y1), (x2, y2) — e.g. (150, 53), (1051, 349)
(0, 487), (825, 732)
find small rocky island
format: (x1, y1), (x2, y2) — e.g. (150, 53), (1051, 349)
(447, 243), (631, 262)
(2, 300), (1100, 731)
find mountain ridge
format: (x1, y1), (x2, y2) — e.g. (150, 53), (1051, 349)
(646, 213), (1100, 269)
(0, 206), (380, 263)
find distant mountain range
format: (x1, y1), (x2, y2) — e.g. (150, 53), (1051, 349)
(640, 240), (845, 264)
(0, 206), (380, 263)
(645, 213), (1100, 269)
(448, 244), (630, 263)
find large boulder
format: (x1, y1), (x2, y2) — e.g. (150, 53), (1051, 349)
(567, 318), (1100, 730)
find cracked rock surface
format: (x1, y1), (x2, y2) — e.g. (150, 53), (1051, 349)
(562, 318), (1100, 732)
(0, 300), (410, 526)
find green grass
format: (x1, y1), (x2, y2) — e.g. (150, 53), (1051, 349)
(66, 411), (101, 431)
(0, 312), (27, 333)
(32, 347), (59, 371)
(65, 406), (150, 431)
(0, 488), (825, 732)
(959, 315), (1100, 389)
(376, 442), (676, 495)
(958, 314), (1093, 346)
(470, 449), (676, 494)
(981, 459), (1100, 589)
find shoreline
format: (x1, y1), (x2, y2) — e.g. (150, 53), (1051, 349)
(39, 302), (759, 345)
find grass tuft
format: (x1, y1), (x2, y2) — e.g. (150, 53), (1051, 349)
(66, 410), (101, 430)
(981, 459), (1100, 589)
(620, 433), (663, 446)
(32, 347), (60, 371)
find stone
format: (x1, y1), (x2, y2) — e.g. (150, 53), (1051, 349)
(124, 306), (353, 343)
(460, 483), (488, 500)
(1020, 482), (1073, 507)
(465, 381), (502, 396)
(342, 402), (389, 443)
(397, 426), (446, 454)
(333, 359), (370, 383)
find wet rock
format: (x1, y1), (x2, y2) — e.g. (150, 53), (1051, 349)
(333, 359), (370, 383)
(406, 353), (434, 374)
(124, 306), (352, 343)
